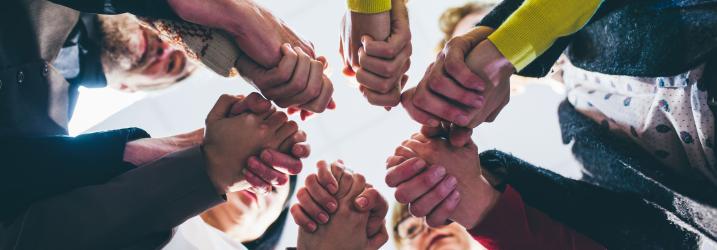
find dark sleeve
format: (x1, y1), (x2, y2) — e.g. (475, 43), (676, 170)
(48, 0), (180, 19)
(1, 146), (225, 250)
(469, 185), (606, 250)
(0, 127), (150, 222)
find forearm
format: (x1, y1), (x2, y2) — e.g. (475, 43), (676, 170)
(487, 0), (603, 70)
(0, 128), (149, 221)
(49, 0), (179, 19)
(1, 146), (224, 250)
(469, 185), (605, 250)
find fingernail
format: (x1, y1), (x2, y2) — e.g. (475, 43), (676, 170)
(414, 159), (426, 168)
(355, 197), (368, 208)
(428, 119), (440, 127)
(328, 183), (338, 194)
(327, 202), (337, 212)
(385, 106), (392, 111)
(471, 98), (484, 108)
(456, 115), (469, 126)
(308, 222), (317, 231)
(435, 166), (446, 177)
(261, 150), (273, 163)
(318, 213), (329, 223)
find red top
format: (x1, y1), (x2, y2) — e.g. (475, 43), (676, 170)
(469, 185), (606, 250)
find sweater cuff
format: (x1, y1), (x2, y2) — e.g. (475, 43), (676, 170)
(469, 185), (528, 249)
(347, 0), (392, 14)
(487, 0), (602, 71)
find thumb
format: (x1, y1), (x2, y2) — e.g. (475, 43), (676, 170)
(230, 92), (272, 116)
(206, 94), (241, 124)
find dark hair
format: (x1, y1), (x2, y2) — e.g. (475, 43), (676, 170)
(243, 175), (297, 250)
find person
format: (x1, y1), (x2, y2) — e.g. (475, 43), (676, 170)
(163, 175), (298, 250)
(385, 132), (606, 249)
(290, 160), (390, 250)
(391, 202), (483, 250)
(405, 0), (717, 185)
(97, 13), (197, 93)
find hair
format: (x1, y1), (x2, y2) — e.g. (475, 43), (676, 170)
(242, 175), (298, 250)
(437, 2), (496, 52)
(391, 202), (411, 249)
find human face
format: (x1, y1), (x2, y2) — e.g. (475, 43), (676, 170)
(201, 183), (291, 243)
(452, 11), (488, 38)
(396, 216), (481, 250)
(116, 26), (195, 91)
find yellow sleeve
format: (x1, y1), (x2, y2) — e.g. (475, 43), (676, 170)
(487, 0), (603, 71)
(347, 0), (392, 14)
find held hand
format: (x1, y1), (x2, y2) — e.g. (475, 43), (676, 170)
(167, 0), (315, 68)
(202, 94), (299, 194)
(395, 134), (500, 229)
(236, 44), (334, 115)
(292, 161), (389, 249)
(340, 0), (412, 107)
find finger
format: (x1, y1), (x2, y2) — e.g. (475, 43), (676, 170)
(291, 204), (318, 232)
(264, 47), (311, 106)
(206, 94), (239, 123)
(331, 161), (355, 199)
(346, 173), (367, 199)
(368, 224), (389, 250)
(394, 165), (446, 204)
(316, 161), (339, 194)
(444, 39), (487, 91)
(385, 155), (408, 168)
(366, 217), (385, 237)
(296, 187), (330, 224)
(230, 92), (272, 116)
(363, 31), (409, 60)
(264, 110), (289, 131)
(275, 120), (299, 144)
(421, 125), (447, 138)
(278, 130), (307, 154)
(410, 132), (430, 143)
(260, 149), (303, 175)
(413, 81), (471, 127)
(287, 107), (300, 115)
(428, 65), (484, 108)
(248, 156), (288, 185)
(360, 85), (401, 107)
(292, 142), (311, 159)
(244, 168), (272, 189)
(408, 174), (458, 217)
(356, 67), (396, 94)
(359, 41), (411, 79)
(449, 126), (473, 147)
(393, 145), (416, 159)
(327, 99), (337, 110)
(354, 188), (388, 217)
(300, 75), (334, 113)
(305, 174), (339, 214)
(426, 189), (461, 228)
(400, 138), (427, 153)
(385, 157), (427, 187)
(401, 87), (441, 127)
(285, 60), (324, 106)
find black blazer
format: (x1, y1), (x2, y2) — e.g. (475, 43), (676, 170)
(0, 1), (223, 249)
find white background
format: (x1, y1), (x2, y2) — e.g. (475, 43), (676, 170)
(70, 0), (583, 248)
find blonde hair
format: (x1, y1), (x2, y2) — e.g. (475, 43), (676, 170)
(437, 2), (495, 52)
(391, 203), (410, 248)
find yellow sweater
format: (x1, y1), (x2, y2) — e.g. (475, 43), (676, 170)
(488, 0), (603, 71)
(347, 0), (392, 14)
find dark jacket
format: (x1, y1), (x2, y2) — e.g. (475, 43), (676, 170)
(0, 1), (223, 249)
(480, 0), (717, 78)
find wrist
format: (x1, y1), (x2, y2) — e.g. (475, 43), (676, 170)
(123, 139), (145, 166)
(201, 144), (230, 195)
(462, 176), (501, 229)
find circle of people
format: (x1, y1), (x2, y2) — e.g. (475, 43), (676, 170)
(2, 0), (715, 249)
